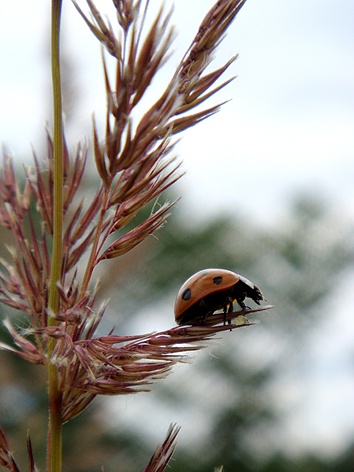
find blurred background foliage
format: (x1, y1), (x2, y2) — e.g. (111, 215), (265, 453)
(1, 186), (354, 471)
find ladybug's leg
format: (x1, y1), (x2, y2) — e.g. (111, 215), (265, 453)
(198, 299), (210, 324)
(223, 297), (234, 325)
(222, 305), (227, 325)
(222, 307), (231, 325)
(199, 299), (215, 324)
(236, 293), (250, 310)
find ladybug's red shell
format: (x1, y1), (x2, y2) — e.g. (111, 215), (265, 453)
(174, 269), (239, 317)
(174, 268), (263, 325)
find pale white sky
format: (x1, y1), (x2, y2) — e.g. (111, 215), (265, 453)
(1, 1), (354, 225)
(1, 0), (354, 462)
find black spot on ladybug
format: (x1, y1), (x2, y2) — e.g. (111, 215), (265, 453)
(181, 288), (192, 301)
(213, 276), (223, 285)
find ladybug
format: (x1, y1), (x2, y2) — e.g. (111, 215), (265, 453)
(174, 269), (264, 325)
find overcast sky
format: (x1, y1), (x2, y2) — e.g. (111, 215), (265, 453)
(1, 0), (354, 223)
(1, 0), (354, 461)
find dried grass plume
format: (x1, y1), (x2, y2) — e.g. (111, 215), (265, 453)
(0, 1), (272, 470)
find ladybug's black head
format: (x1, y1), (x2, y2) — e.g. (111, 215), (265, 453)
(231, 277), (264, 307)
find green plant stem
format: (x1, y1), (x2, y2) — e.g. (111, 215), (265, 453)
(47, 1), (64, 471)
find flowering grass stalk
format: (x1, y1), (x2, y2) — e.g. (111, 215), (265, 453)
(0, 0), (270, 470)
(48, 1), (65, 470)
